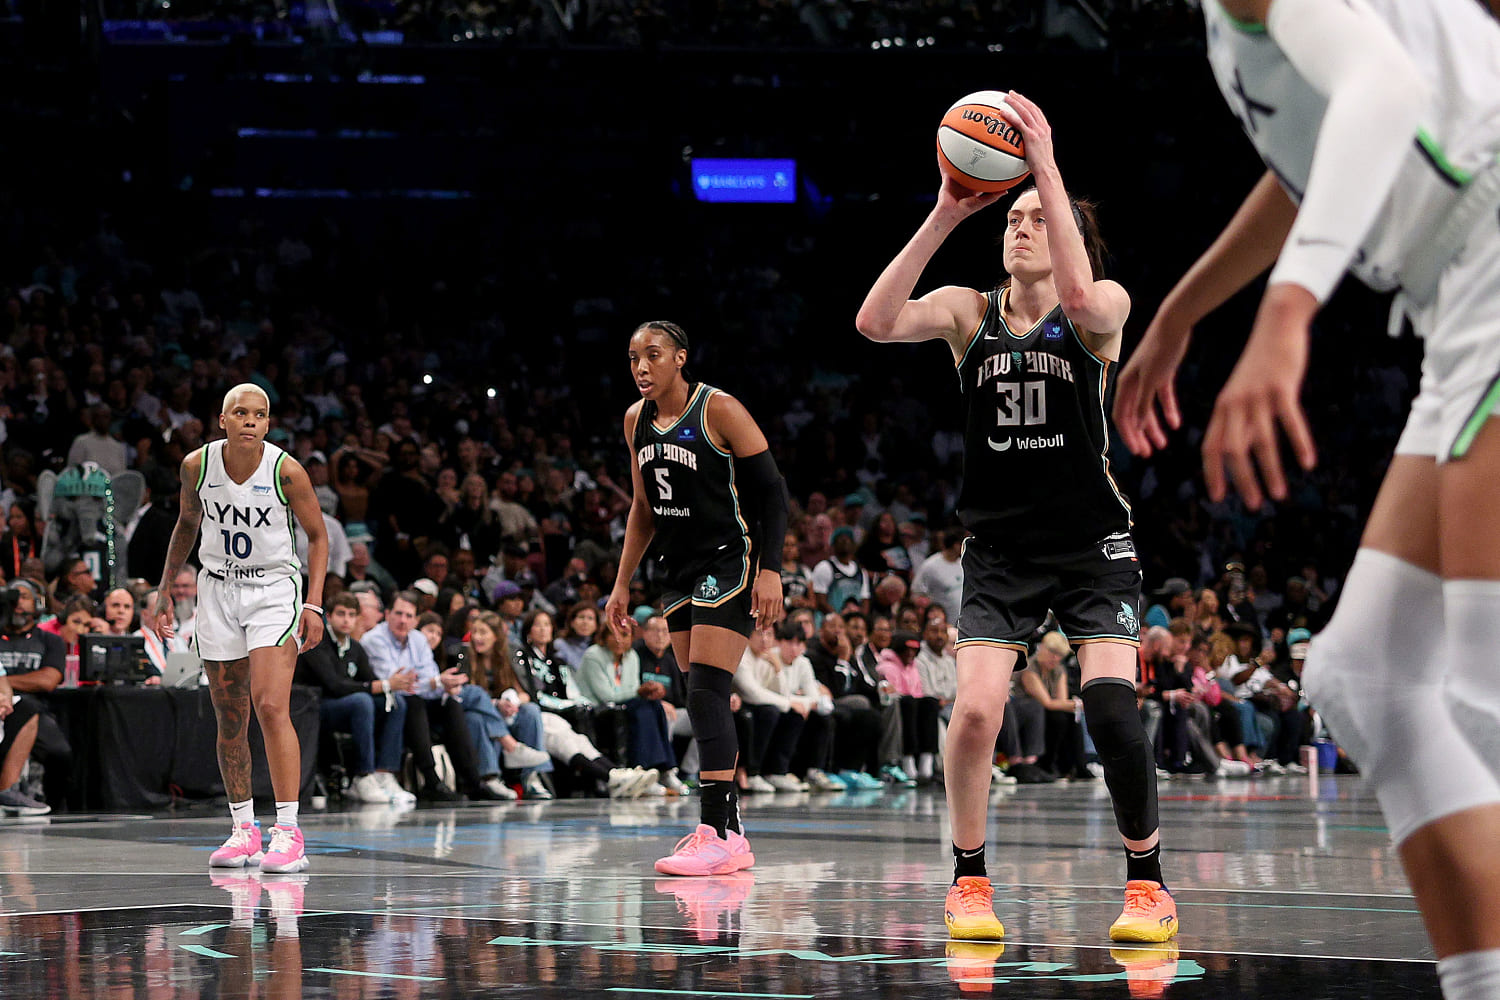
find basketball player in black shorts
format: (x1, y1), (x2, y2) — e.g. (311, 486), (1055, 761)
(856, 92), (1176, 943)
(605, 320), (788, 876)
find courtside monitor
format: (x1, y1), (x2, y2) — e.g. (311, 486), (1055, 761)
(691, 158), (796, 203)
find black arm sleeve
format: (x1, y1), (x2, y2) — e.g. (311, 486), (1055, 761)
(739, 449), (788, 575)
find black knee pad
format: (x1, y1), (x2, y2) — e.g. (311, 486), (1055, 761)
(687, 663), (739, 773)
(1081, 676), (1159, 841)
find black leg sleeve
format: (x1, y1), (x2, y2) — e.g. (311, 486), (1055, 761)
(1081, 677), (1159, 842)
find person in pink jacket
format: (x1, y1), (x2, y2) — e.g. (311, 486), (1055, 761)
(878, 631), (941, 783)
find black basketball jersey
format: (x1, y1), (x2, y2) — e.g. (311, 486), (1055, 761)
(633, 383), (752, 574)
(956, 288), (1133, 552)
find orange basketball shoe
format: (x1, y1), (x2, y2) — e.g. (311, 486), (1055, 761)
(1109, 880), (1179, 943)
(944, 876), (1006, 941)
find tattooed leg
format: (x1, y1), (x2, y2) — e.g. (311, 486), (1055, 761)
(205, 657), (254, 802)
(250, 639), (302, 804)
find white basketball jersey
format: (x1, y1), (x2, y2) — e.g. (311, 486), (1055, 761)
(196, 440), (300, 583)
(1204, 0), (1500, 291)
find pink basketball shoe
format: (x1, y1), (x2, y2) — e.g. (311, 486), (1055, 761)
(260, 824), (309, 874)
(653, 824), (755, 877)
(209, 821), (264, 868)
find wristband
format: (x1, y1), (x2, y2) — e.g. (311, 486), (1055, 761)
(303, 604), (323, 615)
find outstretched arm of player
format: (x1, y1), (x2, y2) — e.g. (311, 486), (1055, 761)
(707, 393), (787, 631)
(280, 458), (327, 652)
(1204, 0), (1427, 509)
(606, 404), (657, 635)
(1114, 171), (1296, 456)
(152, 450), (204, 641)
(999, 91), (1129, 341)
(855, 173), (995, 358)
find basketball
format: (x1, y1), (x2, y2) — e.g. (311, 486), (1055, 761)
(937, 90), (1030, 194)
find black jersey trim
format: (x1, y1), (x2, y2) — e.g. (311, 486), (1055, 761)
(954, 638), (1029, 652)
(650, 383), (707, 436)
(1069, 315), (1116, 365)
(663, 594), (693, 617)
(1092, 358), (1134, 521)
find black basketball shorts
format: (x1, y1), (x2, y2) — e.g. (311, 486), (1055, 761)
(955, 531), (1143, 654)
(661, 552), (756, 638)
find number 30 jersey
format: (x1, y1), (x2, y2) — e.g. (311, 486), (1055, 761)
(956, 288), (1133, 554)
(633, 383), (752, 574)
(195, 439), (301, 583)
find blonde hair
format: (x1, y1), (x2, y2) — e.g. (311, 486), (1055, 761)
(221, 383), (271, 415)
(1039, 631), (1071, 657)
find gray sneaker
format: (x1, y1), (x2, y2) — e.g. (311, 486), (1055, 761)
(0, 787), (51, 816)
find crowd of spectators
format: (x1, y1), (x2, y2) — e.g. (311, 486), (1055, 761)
(98, 0), (1205, 51)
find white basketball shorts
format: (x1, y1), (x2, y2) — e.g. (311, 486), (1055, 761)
(1396, 218), (1500, 462)
(194, 569), (303, 662)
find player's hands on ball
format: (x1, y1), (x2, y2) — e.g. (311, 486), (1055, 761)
(935, 170), (1003, 220)
(152, 594), (176, 642)
(1115, 308), (1193, 457)
(297, 607), (325, 653)
(1202, 284), (1319, 510)
(995, 90), (1057, 177)
(750, 569), (784, 632)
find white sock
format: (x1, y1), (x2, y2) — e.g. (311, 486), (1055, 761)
(276, 917), (300, 941)
(275, 800), (299, 828)
(229, 799), (254, 828)
(918, 753), (935, 780)
(902, 755), (917, 775)
(1438, 948), (1500, 1000)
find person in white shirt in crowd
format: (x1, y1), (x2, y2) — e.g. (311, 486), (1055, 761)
(296, 510), (351, 585)
(362, 590), (503, 801)
(911, 527), (966, 624)
(745, 622), (842, 791)
(916, 610), (959, 724)
(302, 451), (340, 516)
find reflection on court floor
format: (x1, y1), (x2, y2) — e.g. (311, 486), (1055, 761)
(0, 778), (1433, 998)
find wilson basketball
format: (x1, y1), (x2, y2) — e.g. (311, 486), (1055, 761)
(937, 91), (1030, 194)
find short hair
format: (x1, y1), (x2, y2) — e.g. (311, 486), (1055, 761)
(330, 592), (360, 614)
(391, 590), (421, 613)
(1166, 617), (1194, 639)
(417, 611), (443, 631)
(774, 619), (804, 642)
(221, 382), (271, 415)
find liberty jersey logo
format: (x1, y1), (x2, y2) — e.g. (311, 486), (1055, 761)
(697, 575), (720, 601)
(1117, 602), (1138, 635)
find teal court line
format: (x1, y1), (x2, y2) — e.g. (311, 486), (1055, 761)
(608, 990), (813, 999)
(179, 944), (235, 959)
(180, 924), (229, 936)
(0, 951), (22, 956)
(308, 967), (444, 982)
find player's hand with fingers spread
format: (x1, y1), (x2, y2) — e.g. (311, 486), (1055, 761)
(997, 90), (1057, 176)
(750, 568), (784, 632)
(1115, 307), (1193, 457)
(1202, 284), (1319, 510)
(297, 606), (325, 652)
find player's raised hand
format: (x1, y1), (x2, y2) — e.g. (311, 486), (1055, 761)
(1115, 307), (1193, 457)
(1202, 286), (1318, 509)
(998, 90), (1057, 177)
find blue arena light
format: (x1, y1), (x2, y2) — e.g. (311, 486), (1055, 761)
(689, 159), (797, 204)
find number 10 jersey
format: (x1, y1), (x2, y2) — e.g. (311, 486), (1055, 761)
(956, 288), (1133, 554)
(195, 439), (301, 584)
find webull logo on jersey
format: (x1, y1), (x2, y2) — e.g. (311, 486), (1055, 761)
(975, 351), (1075, 387)
(203, 501), (277, 528)
(987, 433), (1065, 452)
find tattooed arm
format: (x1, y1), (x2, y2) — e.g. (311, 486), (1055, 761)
(153, 449), (204, 640)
